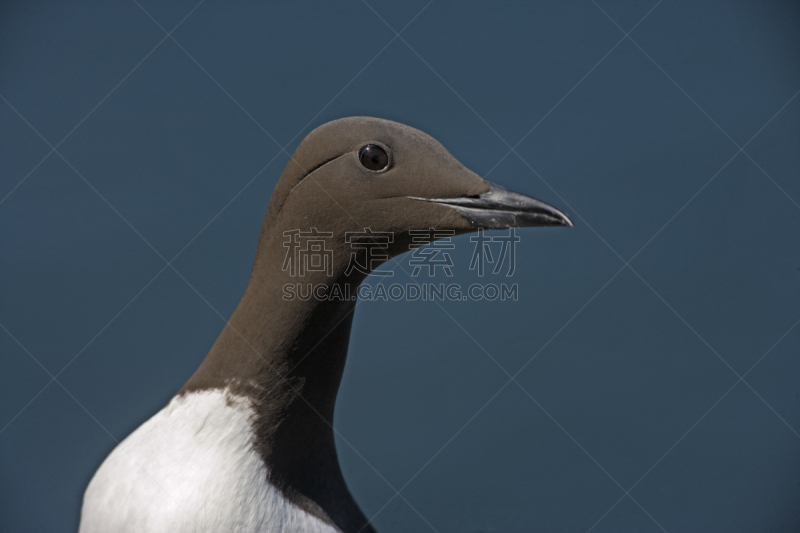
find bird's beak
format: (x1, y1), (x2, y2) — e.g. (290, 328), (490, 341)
(411, 182), (573, 229)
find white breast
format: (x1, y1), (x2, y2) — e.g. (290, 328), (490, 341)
(79, 389), (338, 533)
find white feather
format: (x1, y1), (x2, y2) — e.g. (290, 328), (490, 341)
(79, 389), (337, 533)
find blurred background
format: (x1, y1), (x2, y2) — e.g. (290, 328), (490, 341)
(1, 1), (798, 531)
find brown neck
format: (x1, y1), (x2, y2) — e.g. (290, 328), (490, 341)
(180, 226), (376, 532)
(182, 266), (359, 408)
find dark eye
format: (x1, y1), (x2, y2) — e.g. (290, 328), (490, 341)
(358, 144), (389, 171)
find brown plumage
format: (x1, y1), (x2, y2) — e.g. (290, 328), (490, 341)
(86, 117), (571, 533)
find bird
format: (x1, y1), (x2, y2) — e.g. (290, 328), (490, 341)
(79, 117), (572, 533)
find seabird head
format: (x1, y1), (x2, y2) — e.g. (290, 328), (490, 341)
(173, 117), (573, 533)
(261, 117), (571, 265)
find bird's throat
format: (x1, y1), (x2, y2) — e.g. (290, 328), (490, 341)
(180, 246), (374, 531)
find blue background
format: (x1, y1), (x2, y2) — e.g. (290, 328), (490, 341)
(1, 1), (799, 531)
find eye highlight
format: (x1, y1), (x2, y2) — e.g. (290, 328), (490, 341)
(358, 144), (389, 171)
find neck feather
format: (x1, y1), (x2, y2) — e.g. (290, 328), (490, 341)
(180, 227), (375, 532)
